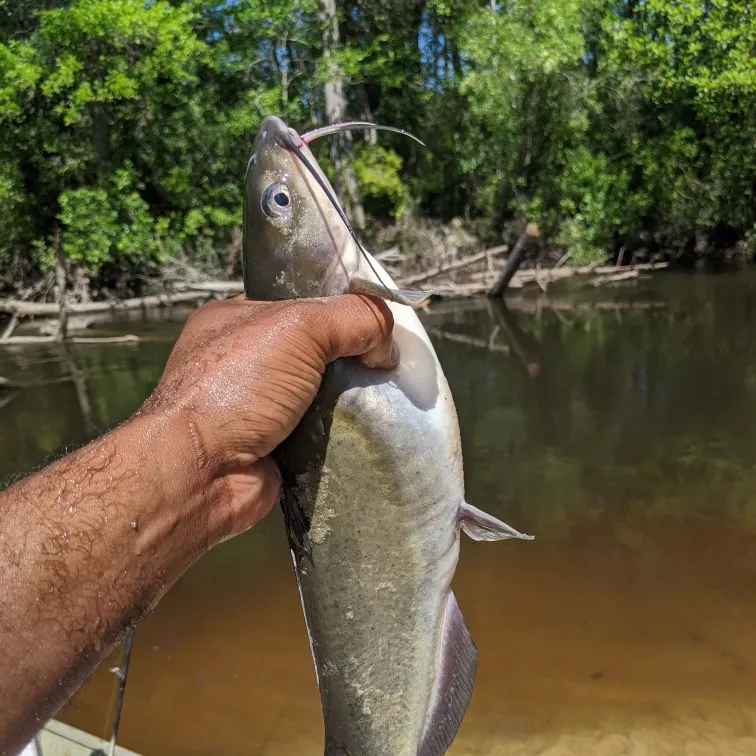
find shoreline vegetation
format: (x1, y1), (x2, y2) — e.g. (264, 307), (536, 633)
(2, 0), (754, 344)
(0, 220), (673, 345)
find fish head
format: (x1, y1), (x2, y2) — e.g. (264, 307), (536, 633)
(242, 115), (357, 301)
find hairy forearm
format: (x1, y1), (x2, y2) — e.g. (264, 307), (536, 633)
(0, 410), (213, 756)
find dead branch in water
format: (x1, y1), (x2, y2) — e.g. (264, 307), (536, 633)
(181, 281), (244, 294)
(0, 248), (669, 345)
(0, 291), (209, 318)
(426, 261), (668, 298)
(1, 315), (19, 342)
(398, 246), (509, 286)
(515, 261), (667, 287)
(0, 335), (140, 346)
(488, 224), (540, 297)
(592, 270), (640, 286)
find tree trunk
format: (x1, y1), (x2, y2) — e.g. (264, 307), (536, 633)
(356, 85), (377, 145)
(318, 0), (365, 229)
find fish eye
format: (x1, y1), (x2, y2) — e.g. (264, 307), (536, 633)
(261, 183), (292, 218)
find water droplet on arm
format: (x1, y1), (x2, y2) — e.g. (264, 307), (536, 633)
(130, 519), (138, 531)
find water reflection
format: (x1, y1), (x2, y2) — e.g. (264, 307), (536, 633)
(2, 274), (756, 754)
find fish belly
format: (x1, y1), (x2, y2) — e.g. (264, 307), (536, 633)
(285, 361), (463, 755)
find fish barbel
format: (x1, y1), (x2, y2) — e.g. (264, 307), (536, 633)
(242, 115), (532, 756)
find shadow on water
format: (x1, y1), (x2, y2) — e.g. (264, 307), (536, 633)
(3, 274), (756, 753)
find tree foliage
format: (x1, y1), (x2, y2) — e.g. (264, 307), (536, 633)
(0, 0), (754, 289)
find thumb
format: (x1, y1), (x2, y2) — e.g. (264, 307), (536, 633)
(316, 294), (399, 370)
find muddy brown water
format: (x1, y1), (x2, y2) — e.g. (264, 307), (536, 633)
(2, 273), (756, 755)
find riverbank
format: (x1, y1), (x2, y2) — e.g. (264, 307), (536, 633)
(0, 244), (669, 343)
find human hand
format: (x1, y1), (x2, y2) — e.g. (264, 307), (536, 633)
(139, 294), (397, 548)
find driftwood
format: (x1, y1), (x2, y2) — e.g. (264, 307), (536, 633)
(592, 270), (640, 286)
(515, 261), (667, 286)
(0, 291), (209, 318)
(426, 261), (668, 298)
(182, 281), (244, 295)
(0, 335), (140, 346)
(398, 246), (509, 286)
(488, 224), (540, 297)
(0, 248), (668, 344)
(1, 315), (19, 342)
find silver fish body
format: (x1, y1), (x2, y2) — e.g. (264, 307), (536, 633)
(242, 116), (531, 756)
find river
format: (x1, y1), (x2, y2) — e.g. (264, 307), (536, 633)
(2, 271), (756, 755)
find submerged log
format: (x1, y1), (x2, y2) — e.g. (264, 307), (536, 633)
(1, 315), (19, 341)
(592, 270), (640, 286)
(488, 224), (540, 298)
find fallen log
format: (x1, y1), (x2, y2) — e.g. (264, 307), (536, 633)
(592, 270), (640, 286)
(1, 315), (19, 341)
(0, 291), (209, 318)
(431, 261), (667, 296)
(434, 282), (491, 297)
(0, 335), (140, 346)
(514, 261), (668, 286)
(182, 281), (245, 295)
(488, 224), (540, 298)
(398, 245), (509, 286)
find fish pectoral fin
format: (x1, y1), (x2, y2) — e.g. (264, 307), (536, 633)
(418, 592), (477, 756)
(279, 476), (313, 561)
(349, 276), (435, 309)
(459, 502), (534, 542)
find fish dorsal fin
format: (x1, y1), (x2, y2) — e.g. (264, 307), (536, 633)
(460, 502), (534, 542)
(418, 592), (477, 756)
